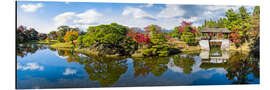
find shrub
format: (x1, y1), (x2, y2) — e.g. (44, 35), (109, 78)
(57, 36), (65, 42)
(180, 32), (198, 46)
(142, 45), (169, 57)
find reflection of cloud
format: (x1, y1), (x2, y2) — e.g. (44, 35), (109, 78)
(63, 68), (77, 75)
(17, 63), (44, 71)
(167, 56), (228, 81)
(167, 58), (183, 73)
(167, 56), (227, 74)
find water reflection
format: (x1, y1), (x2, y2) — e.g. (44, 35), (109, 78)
(225, 52), (260, 84)
(16, 43), (48, 58)
(133, 57), (169, 77)
(57, 50), (128, 87)
(16, 44), (259, 88)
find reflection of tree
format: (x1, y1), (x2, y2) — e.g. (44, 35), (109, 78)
(84, 59), (127, 87)
(173, 55), (195, 74)
(133, 57), (169, 77)
(49, 47), (57, 51)
(57, 50), (65, 56)
(198, 50), (259, 84)
(16, 43), (47, 58)
(59, 50), (128, 87)
(225, 52), (260, 84)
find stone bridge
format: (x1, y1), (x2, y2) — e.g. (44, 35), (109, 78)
(199, 39), (230, 50)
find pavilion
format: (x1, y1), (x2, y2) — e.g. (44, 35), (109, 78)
(199, 28), (231, 50)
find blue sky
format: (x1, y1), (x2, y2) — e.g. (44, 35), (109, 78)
(17, 1), (255, 33)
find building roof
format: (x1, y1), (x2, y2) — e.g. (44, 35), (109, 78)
(200, 28), (231, 33)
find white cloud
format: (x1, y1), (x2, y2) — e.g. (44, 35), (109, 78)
(63, 68), (77, 75)
(74, 9), (102, 24)
(54, 9), (102, 27)
(192, 23), (202, 27)
(183, 17), (200, 22)
(202, 5), (241, 18)
(53, 5), (252, 31)
(54, 12), (76, 26)
(120, 5), (186, 29)
(157, 5), (185, 18)
(122, 7), (154, 19)
(123, 5), (185, 20)
(17, 63), (44, 71)
(20, 3), (43, 12)
(207, 5), (239, 11)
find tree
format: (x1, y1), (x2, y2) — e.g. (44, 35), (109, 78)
(48, 31), (57, 40)
(181, 32), (197, 46)
(37, 33), (47, 41)
(171, 27), (180, 38)
(77, 23), (138, 56)
(16, 25), (27, 43)
(176, 21), (198, 45)
(133, 33), (150, 43)
(143, 25), (170, 57)
(16, 25), (39, 43)
(57, 36), (65, 42)
(144, 24), (161, 33)
(87, 23), (128, 46)
(224, 7), (253, 48)
(251, 6), (260, 38)
(56, 25), (70, 37)
(64, 31), (79, 45)
(126, 28), (150, 48)
(25, 28), (39, 41)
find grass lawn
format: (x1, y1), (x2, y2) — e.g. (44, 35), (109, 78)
(50, 42), (74, 48)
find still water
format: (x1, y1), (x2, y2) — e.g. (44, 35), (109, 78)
(16, 44), (259, 89)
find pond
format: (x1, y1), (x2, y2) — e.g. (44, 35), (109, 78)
(16, 44), (260, 89)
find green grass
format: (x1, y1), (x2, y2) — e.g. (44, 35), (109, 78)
(50, 42), (74, 48)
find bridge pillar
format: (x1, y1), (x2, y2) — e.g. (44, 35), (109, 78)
(199, 40), (210, 50)
(221, 39), (230, 50)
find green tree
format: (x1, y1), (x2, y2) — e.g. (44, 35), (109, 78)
(143, 25), (170, 57)
(181, 32), (197, 46)
(87, 23), (128, 46)
(171, 27), (180, 38)
(224, 6), (253, 48)
(48, 31), (57, 40)
(37, 33), (47, 41)
(77, 23), (137, 56)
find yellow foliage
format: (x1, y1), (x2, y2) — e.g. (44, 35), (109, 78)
(64, 31), (79, 42)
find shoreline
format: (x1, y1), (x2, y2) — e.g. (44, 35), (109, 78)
(48, 42), (252, 58)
